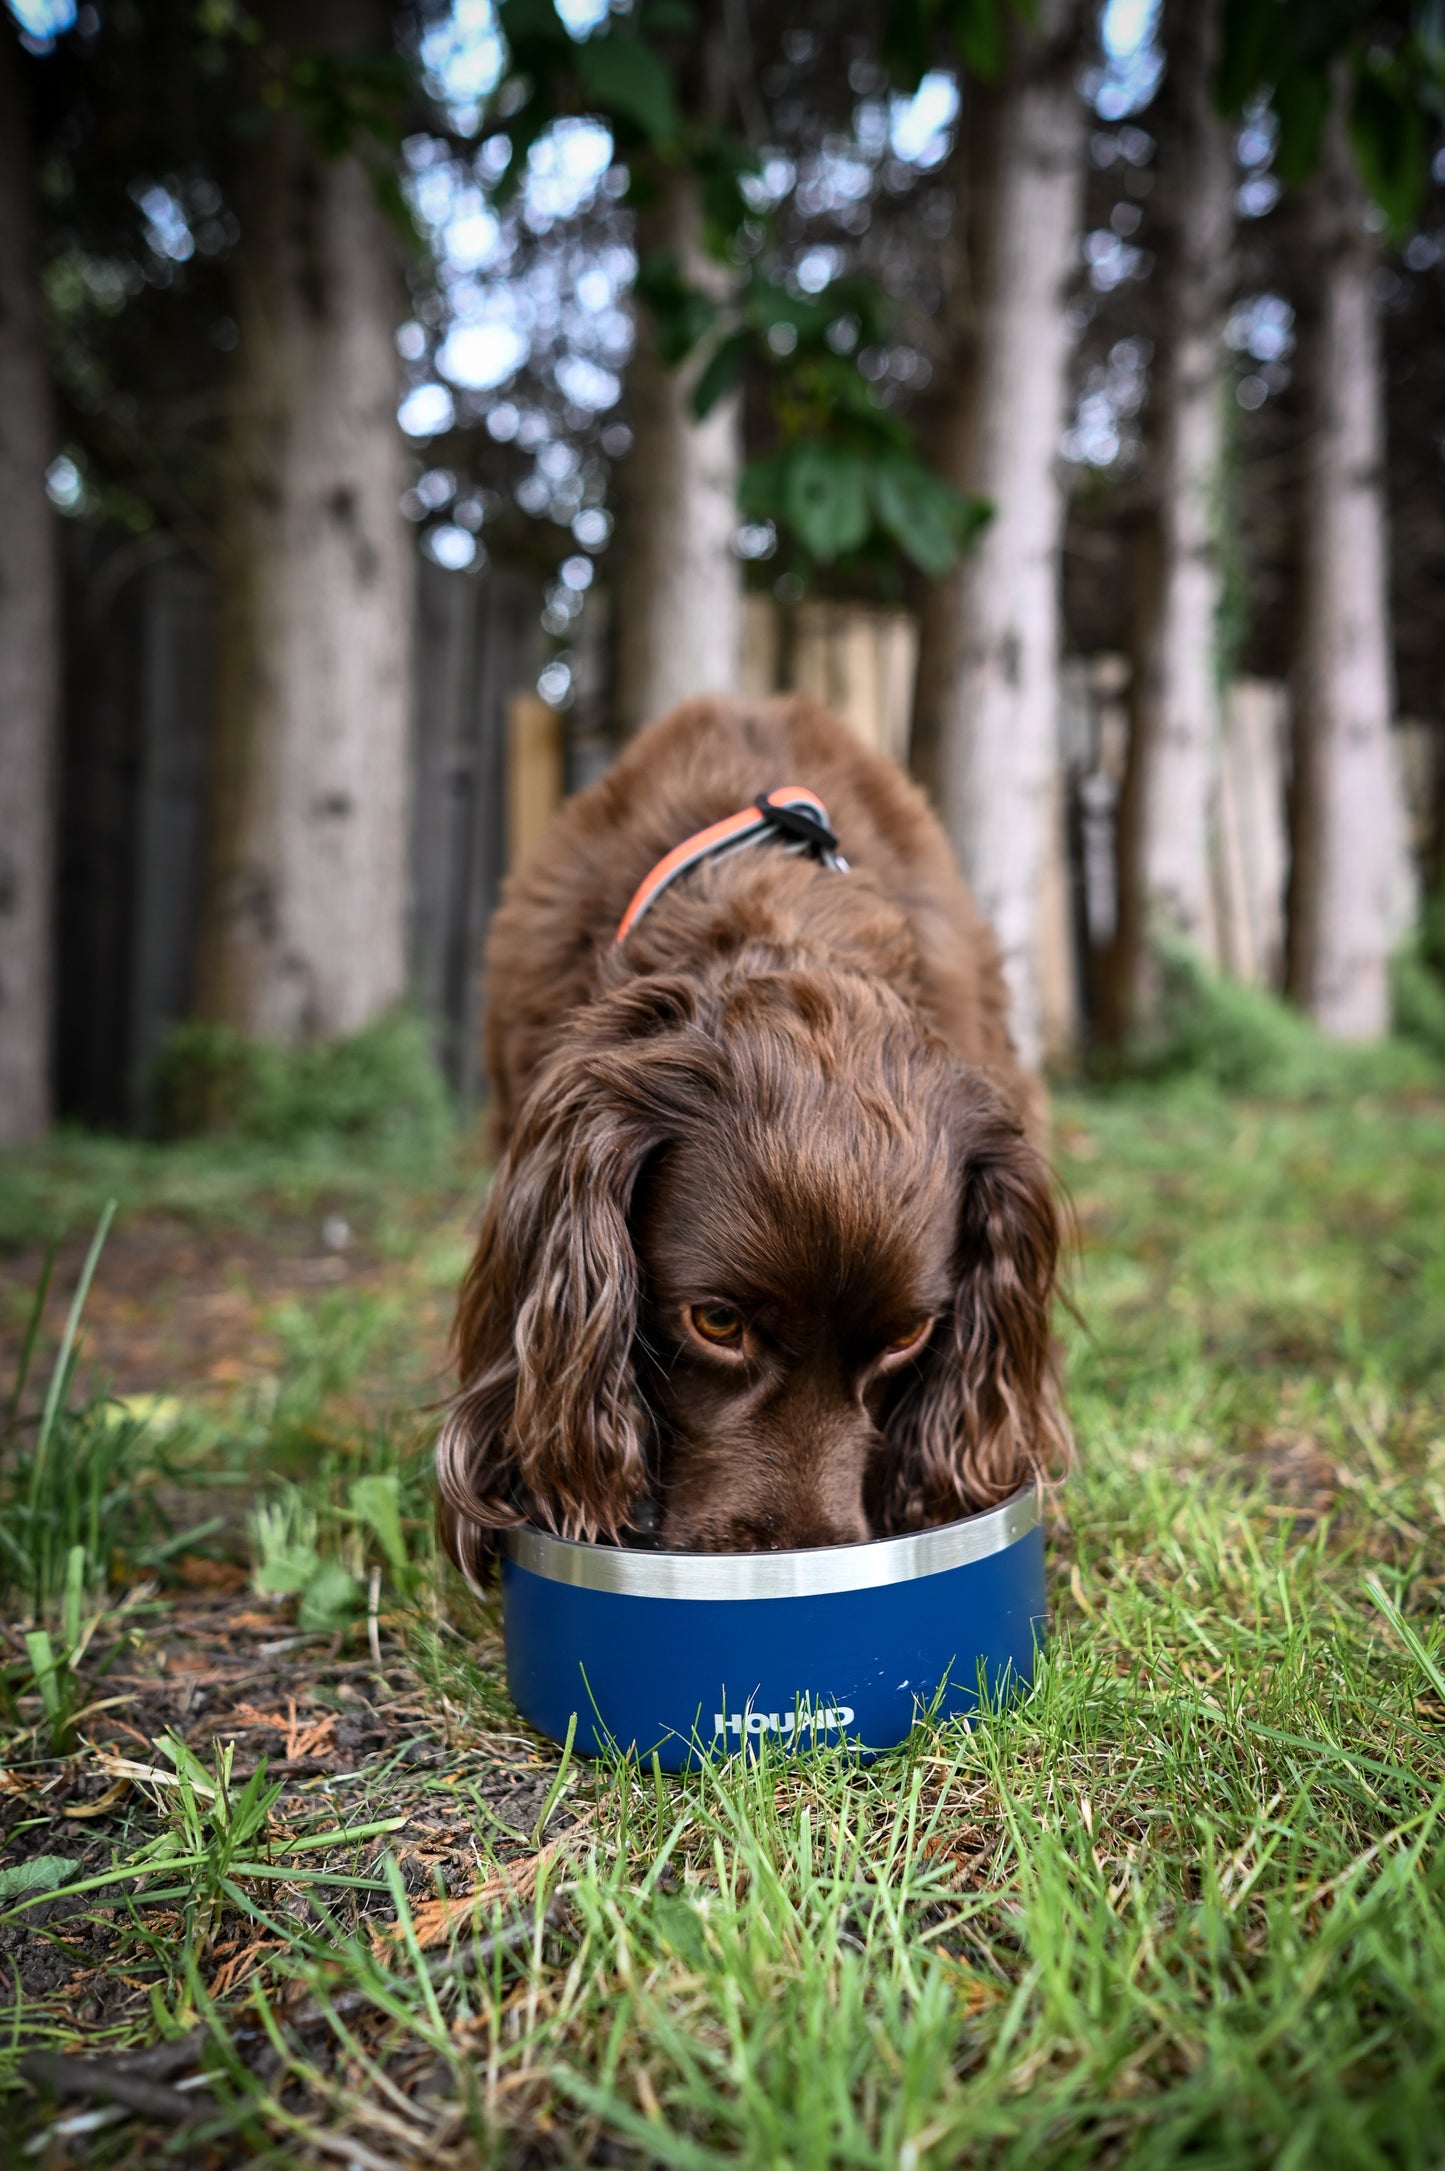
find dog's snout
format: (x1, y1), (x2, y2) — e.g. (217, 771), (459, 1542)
(723, 1511), (868, 1553)
(659, 1486), (873, 1553)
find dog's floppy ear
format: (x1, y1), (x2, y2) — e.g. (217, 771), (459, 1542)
(876, 1075), (1071, 1529)
(436, 979), (711, 1577)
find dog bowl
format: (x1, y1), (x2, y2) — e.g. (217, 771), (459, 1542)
(480, 1487), (1045, 1771)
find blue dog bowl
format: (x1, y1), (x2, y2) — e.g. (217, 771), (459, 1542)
(482, 1487), (1045, 1770)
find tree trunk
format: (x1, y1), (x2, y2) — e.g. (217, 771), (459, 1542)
(0, 34), (57, 1142)
(909, 1), (1086, 1071)
(1104, 0), (1232, 1044)
(613, 174), (743, 736)
(1286, 81), (1411, 1041)
(198, 0), (413, 1045)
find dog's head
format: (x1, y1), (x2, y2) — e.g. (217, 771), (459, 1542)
(437, 970), (1067, 1575)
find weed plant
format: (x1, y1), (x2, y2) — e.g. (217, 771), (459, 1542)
(0, 1205), (216, 1747)
(146, 1010), (455, 1153)
(1109, 935), (1440, 1098)
(0, 1011), (466, 1249)
(1393, 893), (1445, 1064)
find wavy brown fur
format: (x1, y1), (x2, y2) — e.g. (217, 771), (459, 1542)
(437, 694), (1070, 1572)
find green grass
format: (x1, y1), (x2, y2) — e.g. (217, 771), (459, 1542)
(2, 1059), (1443, 2165)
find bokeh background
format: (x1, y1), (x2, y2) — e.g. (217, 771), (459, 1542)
(3, 0), (1444, 1141)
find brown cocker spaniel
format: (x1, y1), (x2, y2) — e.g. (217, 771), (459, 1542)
(437, 694), (1069, 1574)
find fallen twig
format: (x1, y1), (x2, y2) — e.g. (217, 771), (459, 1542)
(19, 2047), (212, 2124)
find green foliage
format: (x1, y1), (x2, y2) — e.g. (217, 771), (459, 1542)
(0, 1855), (82, 1903)
(3, 1208), (127, 1620)
(1421, 886), (1445, 978)
(631, 250), (725, 368)
(1114, 939), (1437, 1099)
(1350, 44), (1432, 233)
(250, 1491), (364, 1629)
(137, 1733), (288, 1945)
(346, 1473), (412, 1580)
(490, 0), (998, 588)
(250, 1471), (419, 1629)
(573, 33), (679, 148)
(0, 1208), (212, 1746)
(1218, 0), (1445, 234)
(881, 0), (1022, 91)
(27, 3), (432, 541)
(1394, 894), (1445, 1061)
(285, 49), (417, 160)
(752, 439), (868, 561)
(146, 1011), (454, 1156)
(251, 1492), (350, 1609)
(741, 440), (989, 579)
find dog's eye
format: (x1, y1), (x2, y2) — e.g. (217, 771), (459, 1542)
(687, 1303), (746, 1349)
(881, 1318), (934, 1358)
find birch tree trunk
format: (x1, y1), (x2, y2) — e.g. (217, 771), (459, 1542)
(1105, 0), (1232, 1042)
(198, 0), (413, 1045)
(0, 34), (57, 1142)
(1286, 84), (1410, 1041)
(909, 1), (1086, 1070)
(613, 177), (743, 736)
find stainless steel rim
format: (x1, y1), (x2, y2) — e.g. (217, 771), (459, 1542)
(496, 1486), (1040, 1601)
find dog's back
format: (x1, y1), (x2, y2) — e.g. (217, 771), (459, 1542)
(483, 694), (1038, 1141)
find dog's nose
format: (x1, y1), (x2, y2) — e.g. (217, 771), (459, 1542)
(781, 1518), (870, 1551)
(726, 1511), (869, 1553)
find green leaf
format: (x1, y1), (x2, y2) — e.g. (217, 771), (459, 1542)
(499, 0), (574, 49)
(1216, 0), (1286, 116)
(252, 1539), (320, 1600)
(62, 1543), (85, 1650)
(634, 252), (719, 365)
(691, 328), (751, 419)
(251, 1492), (321, 1599)
(24, 1630), (64, 1723)
(949, 0), (1008, 81)
(745, 275), (833, 344)
(154, 1729), (220, 1797)
(348, 1474), (409, 1577)
(0, 1855), (81, 1902)
(1271, 68), (1332, 184)
(1350, 60), (1427, 237)
(274, 1816), (408, 1853)
(873, 456), (992, 578)
(638, 0), (697, 32)
(299, 1559), (363, 1631)
(574, 36), (678, 146)
(782, 443), (871, 562)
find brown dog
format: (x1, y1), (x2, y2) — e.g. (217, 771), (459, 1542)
(437, 694), (1068, 1574)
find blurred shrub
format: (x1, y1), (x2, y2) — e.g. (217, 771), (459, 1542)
(1117, 938), (1436, 1098)
(1393, 893), (1445, 1063)
(1423, 889), (1445, 979)
(147, 1011), (454, 1152)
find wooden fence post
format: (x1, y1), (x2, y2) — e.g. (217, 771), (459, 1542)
(507, 693), (565, 874)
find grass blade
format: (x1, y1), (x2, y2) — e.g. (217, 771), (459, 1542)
(31, 1199), (117, 1512)
(275, 1818), (408, 1853)
(1365, 1575), (1445, 1705)
(4, 1244), (53, 1441)
(23, 1630), (62, 1723)
(533, 1709), (577, 1846)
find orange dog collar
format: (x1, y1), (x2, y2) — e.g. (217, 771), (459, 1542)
(615, 787), (847, 943)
